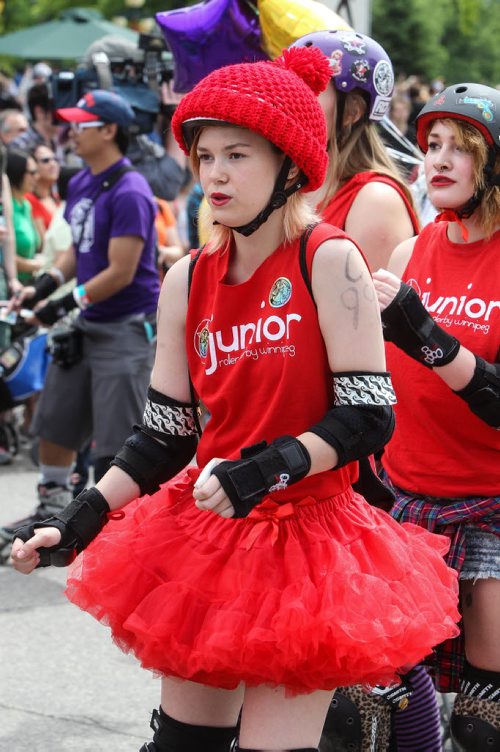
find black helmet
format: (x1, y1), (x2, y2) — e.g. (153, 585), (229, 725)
(416, 82), (500, 154)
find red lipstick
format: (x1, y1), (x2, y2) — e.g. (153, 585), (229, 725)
(211, 193), (231, 206)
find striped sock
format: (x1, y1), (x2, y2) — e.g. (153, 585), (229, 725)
(392, 664), (442, 751)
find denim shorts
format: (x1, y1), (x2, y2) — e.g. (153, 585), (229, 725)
(460, 526), (500, 580)
(32, 314), (155, 458)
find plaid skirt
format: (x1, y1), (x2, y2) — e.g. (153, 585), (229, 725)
(383, 472), (500, 693)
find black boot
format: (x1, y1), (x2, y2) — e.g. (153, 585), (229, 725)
(140, 707), (237, 752)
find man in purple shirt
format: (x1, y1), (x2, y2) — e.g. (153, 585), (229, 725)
(1, 90), (160, 536)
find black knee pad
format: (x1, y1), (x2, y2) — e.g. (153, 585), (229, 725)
(320, 691), (362, 752)
(450, 712), (500, 752)
(143, 707), (237, 752)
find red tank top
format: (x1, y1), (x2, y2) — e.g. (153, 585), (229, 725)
(383, 222), (500, 497)
(186, 223), (358, 502)
(321, 171), (419, 235)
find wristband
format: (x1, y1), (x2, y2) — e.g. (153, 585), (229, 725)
(72, 284), (92, 311)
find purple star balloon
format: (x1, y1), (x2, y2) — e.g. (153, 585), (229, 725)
(156, 0), (268, 93)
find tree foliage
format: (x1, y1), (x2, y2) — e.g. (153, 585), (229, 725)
(372, 0), (500, 85)
(0, 1), (195, 33)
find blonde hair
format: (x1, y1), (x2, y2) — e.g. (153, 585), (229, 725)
(426, 118), (500, 238)
(319, 90), (416, 213)
(190, 130), (320, 253)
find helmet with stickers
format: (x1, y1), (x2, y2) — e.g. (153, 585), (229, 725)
(291, 30), (395, 122)
(415, 82), (500, 154)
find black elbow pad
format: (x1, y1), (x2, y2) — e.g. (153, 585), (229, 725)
(111, 386), (199, 496)
(309, 404), (395, 467)
(307, 371), (397, 467)
(454, 356), (500, 429)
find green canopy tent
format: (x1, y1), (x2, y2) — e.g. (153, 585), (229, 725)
(0, 8), (138, 61)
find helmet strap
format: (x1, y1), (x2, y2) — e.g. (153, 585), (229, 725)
(213, 156), (307, 237)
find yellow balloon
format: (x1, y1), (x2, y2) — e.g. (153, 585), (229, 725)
(258, 0), (352, 58)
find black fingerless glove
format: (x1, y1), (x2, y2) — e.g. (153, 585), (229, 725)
(24, 272), (59, 309)
(36, 291), (77, 326)
(13, 488), (110, 568)
(382, 282), (460, 368)
(211, 436), (311, 518)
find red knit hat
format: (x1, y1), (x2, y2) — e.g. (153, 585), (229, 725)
(172, 46), (331, 193)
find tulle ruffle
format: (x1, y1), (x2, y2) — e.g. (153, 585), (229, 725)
(65, 468), (460, 694)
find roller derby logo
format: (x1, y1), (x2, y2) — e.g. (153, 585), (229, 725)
(269, 277), (292, 308)
(414, 275), (499, 336)
(193, 304), (301, 375)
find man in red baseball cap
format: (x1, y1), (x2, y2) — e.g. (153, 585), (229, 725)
(56, 90), (135, 130)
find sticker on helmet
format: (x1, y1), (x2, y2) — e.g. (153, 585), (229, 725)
(339, 32), (366, 55)
(351, 59), (370, 84)
(373, 60), (394, 98)
(329, 49), (343, 77)
(461, 96), (495, 123)
(372, 96), (391, 120)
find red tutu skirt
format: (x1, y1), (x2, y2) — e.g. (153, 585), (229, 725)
(65, 468), (460, 694)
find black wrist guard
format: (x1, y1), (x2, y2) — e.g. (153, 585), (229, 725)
(36, 291), (77, 326)
(309, 372), (396, 468)
(25, 272), (58, 307)
(382, 282), (460, 367)
(454, 355), (500, 428)
(111, 387), (198, 496)
(211, 436), (311, 518)
(13, 488), (110, 568)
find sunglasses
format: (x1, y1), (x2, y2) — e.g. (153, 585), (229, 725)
(70, 121), (105, 133)
(38, 156), (59, 164)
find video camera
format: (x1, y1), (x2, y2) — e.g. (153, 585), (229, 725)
(50, 33), (174, 135)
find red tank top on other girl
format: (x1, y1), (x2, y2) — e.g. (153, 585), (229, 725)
(186, 223), (358, 503)
(383, 222), (500, 497)
(321, 171), (419, 235)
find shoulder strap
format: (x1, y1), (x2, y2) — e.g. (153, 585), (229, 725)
(188, 246), (204, 299)
(101, 164), (135, 192)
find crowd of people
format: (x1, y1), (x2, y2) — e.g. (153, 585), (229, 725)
(0, 25), (498, 752)
(0, 68), (201, 465)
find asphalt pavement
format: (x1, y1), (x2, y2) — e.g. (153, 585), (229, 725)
(0, 446), (158, 752)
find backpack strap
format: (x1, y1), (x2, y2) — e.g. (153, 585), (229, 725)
(187, 246), (205, 437)
(299, 222), (350, 305)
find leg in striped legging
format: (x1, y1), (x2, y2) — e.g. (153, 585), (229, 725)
(391, 665), (442, 752)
